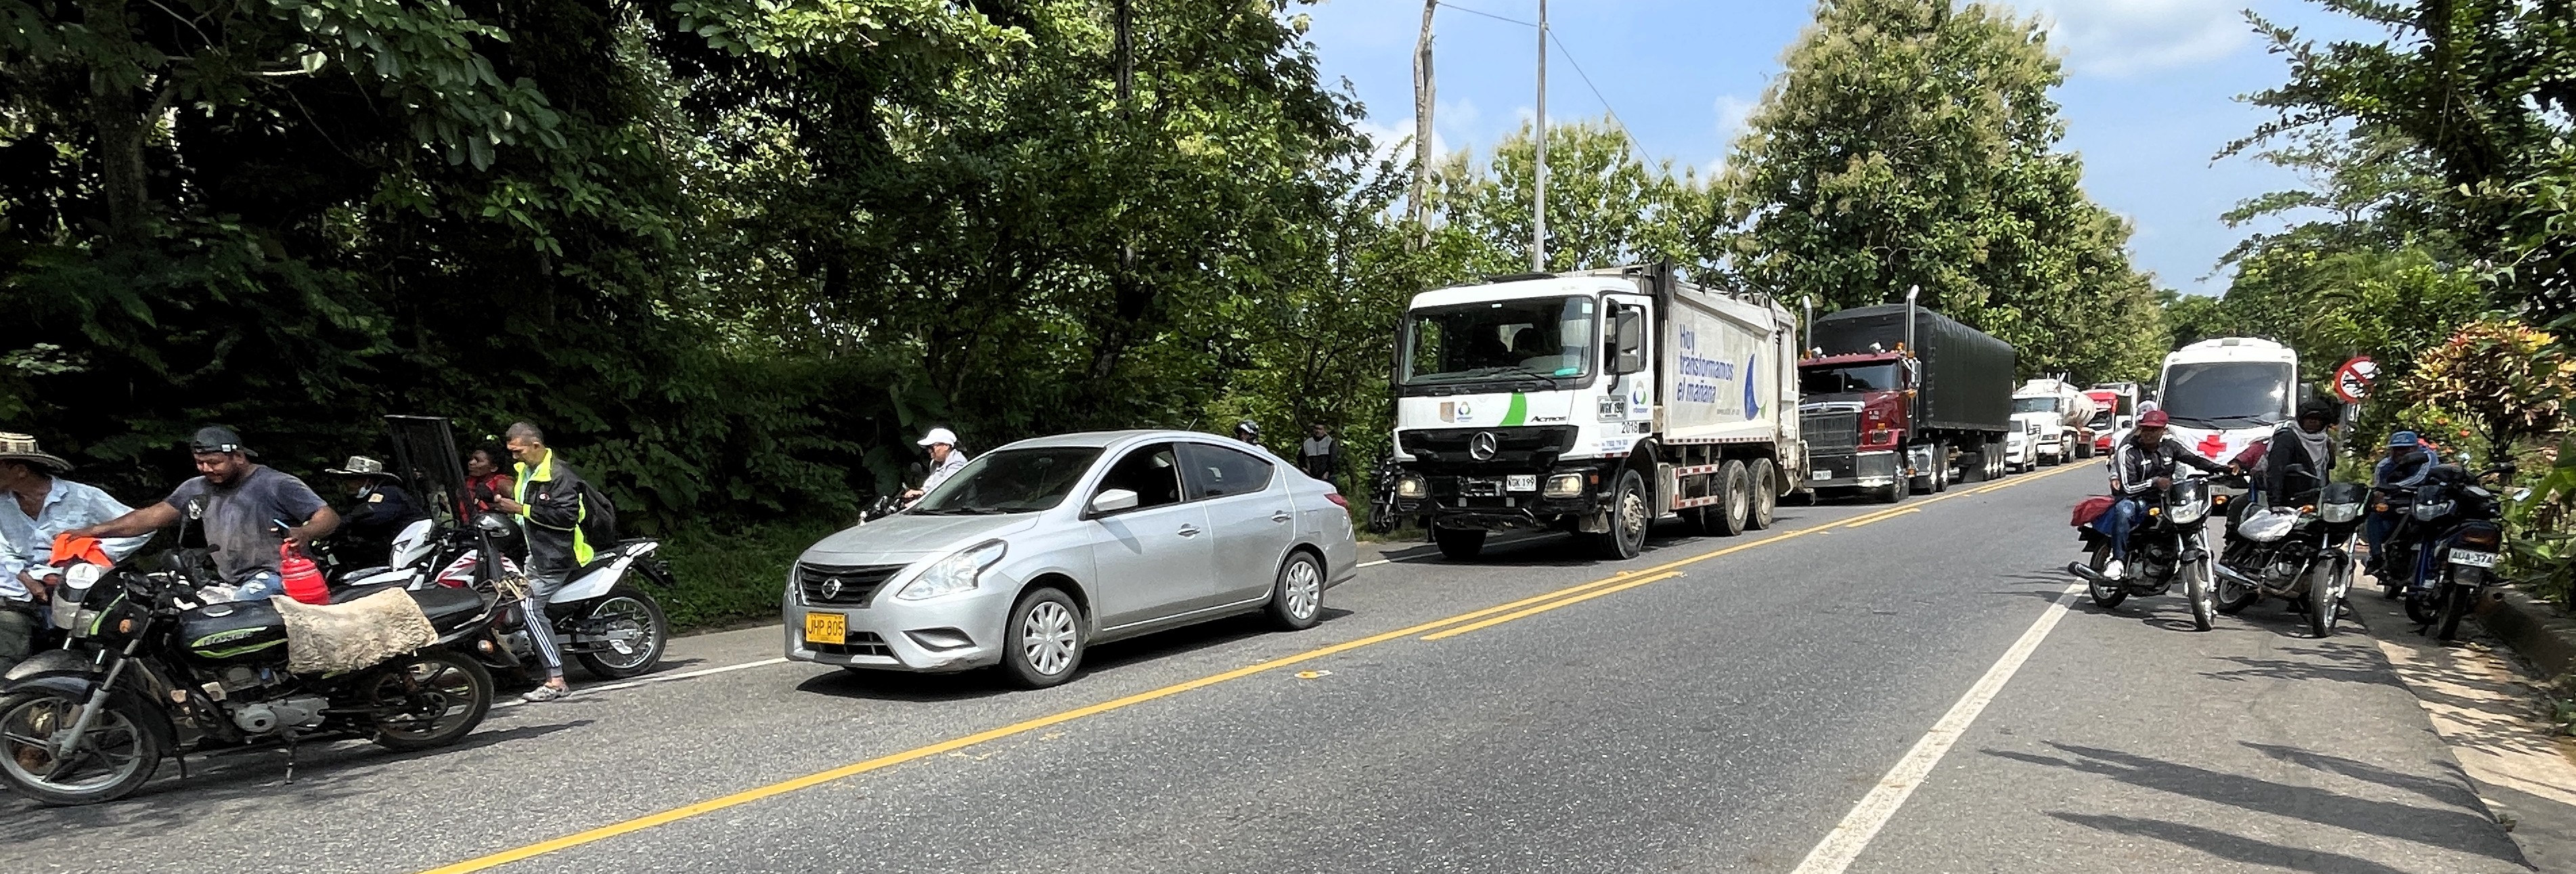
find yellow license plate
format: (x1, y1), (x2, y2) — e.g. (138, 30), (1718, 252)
(804, 612), (847, 646)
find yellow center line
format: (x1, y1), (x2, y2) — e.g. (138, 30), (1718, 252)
(414, 456), (2092, 874)
(1843, 508), (1920, 528)
(1421, 571), (1685, 640)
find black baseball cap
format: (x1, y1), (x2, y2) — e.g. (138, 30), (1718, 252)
(189, 425), (257, 457)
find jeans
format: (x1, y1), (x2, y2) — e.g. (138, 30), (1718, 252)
(2364, 510), (2403, 575)
(233, 569), (284, 601)
(0, 608), (38, 675)
(2101, 498), (2146, 561)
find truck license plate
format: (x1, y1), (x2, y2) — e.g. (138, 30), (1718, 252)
(1813, 470), (1835, 481)
(805, 612), (847, 645)
(1506, 475), (1538, 492)
(2449, 549), (2497, 569)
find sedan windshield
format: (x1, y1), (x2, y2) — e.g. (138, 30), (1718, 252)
(2160, 362), (2294, 427)
(1402, 295), (1596, 385)
(910, 447), (1103, 515)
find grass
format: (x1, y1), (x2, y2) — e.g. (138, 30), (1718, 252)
(656, 517), (845, 632)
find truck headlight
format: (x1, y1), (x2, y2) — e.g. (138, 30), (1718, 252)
(1542, 473), (1585, 498)
(1395, 475), (1428, 499)
(897, 540), (1006, 601)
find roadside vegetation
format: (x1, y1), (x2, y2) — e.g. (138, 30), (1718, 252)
(4, 0), (2569, 626)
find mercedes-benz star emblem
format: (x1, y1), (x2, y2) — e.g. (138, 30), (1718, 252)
(1469, 431), (1500, 461)
(822, 577), (845, 599)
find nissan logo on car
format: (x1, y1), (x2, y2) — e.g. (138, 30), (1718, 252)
(1469, 431), (1499, 461)
(822, 577), (845, 599)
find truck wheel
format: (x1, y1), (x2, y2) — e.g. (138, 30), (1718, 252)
(1589, 468), (1648, 560)
(1930, 443), (1951, 493)
(1875, 470), (1909, 504)
(1433, 527), (1486, 561)
(1746, 459), (1777, 530)
(1708, 461), (1750, 538)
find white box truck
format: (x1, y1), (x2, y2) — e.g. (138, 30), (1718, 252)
(1384, 265), (1806, 561)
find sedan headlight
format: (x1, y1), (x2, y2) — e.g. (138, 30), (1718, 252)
(1395, 475), (1428, 499)
(895, 540), (1006, 601)
(1542, 473), (1585, 498)
(2318, 501), (2363, 524)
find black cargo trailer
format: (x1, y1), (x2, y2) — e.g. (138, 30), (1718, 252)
(1796, 300), (2017, 502)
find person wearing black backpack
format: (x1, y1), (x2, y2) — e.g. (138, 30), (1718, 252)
(491, 420), (613, 703)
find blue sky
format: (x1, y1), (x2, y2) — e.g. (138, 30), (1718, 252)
(1296, 0), (2386, 297)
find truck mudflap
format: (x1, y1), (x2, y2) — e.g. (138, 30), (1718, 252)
(1804, 450), (1900, 489)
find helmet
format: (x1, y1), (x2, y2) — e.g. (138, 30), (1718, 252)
(1233, 420), (1262, 441)
(2138, 410), (2170, 428)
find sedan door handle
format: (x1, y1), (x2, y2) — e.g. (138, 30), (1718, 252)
(1178, 525), (1203, 538)
(1272, 510), (1293, 523)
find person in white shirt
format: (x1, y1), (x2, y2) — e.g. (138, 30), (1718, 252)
(903, 428), (971, 505)
(0, 433), (150, 672)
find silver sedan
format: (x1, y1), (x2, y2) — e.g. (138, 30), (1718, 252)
(783, 429), (1358, 687)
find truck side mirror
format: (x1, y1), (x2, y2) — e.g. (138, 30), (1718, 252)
(1609, 307), (1647, 375)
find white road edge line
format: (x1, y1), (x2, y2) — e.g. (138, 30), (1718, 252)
(491, 657), (792, 710)
(1786, 581), (2087, 874)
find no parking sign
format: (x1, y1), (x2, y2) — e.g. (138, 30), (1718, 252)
(2333, 356), (2378, 403)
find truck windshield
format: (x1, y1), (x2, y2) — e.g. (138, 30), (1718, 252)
(1799, 363), (1899, 394)
(2011, 397), (2060, 414)
(2160, 362), (2294, 427)
(1401, 296), (1596, 384)
(2088, 410), (2116, 429)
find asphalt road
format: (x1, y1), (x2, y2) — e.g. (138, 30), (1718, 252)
(0, 463), (2535, 873)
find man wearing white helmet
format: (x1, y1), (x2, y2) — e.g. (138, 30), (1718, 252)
(903, 427), (971, 506)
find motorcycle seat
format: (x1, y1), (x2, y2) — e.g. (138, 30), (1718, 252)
(328, 582), (407, 605)
(408, 586), (488, 632)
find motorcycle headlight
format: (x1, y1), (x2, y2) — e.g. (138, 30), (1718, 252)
(2318, 502), (2363, 524)
(1395, 475), (1428, 499)
(1542, 473), (1585, 498)
(895, 540), (1006, 601)
(2412, 500), (2451, 521)
(2169, 498), (2208, 526)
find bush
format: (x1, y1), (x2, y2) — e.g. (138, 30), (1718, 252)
(656, 517), (847, 632)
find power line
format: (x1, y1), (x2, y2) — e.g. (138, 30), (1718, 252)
(1430, 2), (1645, 152)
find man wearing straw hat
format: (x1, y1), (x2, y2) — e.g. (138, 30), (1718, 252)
(324, 455), (425, 565)
(0, 433), (150, 672)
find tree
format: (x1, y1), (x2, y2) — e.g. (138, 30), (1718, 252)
(1714, 0), (2164, 384)
(2405, 319), (2575, 462)
(1429, 117), (1711, 277)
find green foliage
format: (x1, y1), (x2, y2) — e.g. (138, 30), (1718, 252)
(1715, 0), (2166, 385)
(1429, 116), (1714, 276)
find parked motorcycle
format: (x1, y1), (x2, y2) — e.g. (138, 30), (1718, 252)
(1366, 454), (1404, 535)
(340, 514), (671, 681)
(2069, 473), (2225, 630)
(2215, 472), (2368, 638)
(0, 552), (499, 806)
(2377, 464), (2512, 641)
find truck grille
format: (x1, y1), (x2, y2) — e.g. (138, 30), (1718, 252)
(1398, 427), (1578, 471)
(1802, 411), (1861, 456)
(797, 563), (905, 607)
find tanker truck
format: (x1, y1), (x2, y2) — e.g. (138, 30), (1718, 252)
(2011, 378), (2101, 468)
(1383, 264), (1806, 561)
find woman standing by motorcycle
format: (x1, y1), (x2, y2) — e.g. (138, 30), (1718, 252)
(463, 443), (515, 517)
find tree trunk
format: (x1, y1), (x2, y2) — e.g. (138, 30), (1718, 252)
(83, 0), (150, 246)
(1408, 0), (1435, 244)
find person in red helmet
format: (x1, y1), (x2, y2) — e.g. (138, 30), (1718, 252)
(2099, 410), (2236, 580)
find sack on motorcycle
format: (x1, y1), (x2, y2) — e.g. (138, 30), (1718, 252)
(2237, 506), (2301, 542)
(271, 590), (436, 675)
(2070, 496), (2114, 527)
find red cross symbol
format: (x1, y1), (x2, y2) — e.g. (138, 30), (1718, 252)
(2196, 433), (2229, 460)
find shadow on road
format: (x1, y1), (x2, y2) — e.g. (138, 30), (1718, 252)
(2, 718), (596, 827)
(2198, 643), (2405, 688)
(795, 607), (1358, 701)
(2047, 812), (2426, 874)
(1993, 741), (2525, 865)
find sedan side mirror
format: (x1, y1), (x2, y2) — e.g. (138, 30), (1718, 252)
(1089, 488), (1140, 516)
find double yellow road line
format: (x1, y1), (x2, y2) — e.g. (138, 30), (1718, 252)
(418, 461), (2092, 874)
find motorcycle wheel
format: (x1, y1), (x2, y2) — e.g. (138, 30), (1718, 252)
(2404, 586), (2439, 626)
(2434, 584), (2473, 642)
(2085, 544), (2128, 609)
(2307, 560), (2345, 638)
(2214, 563), (2259, 615)
(2185, 559), (2216, 632)
(0, 689), (164, 806)
(574, 583), (670, 680)
(368, 649), (493, 751)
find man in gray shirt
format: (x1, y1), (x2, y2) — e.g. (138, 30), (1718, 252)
(71, 427), (339, 600)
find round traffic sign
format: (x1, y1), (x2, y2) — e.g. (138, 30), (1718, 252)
(2333, 357), (2378, 403)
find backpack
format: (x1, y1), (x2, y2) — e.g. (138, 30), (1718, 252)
(578, 480), (619, 545)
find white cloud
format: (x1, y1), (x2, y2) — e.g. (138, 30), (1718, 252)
(1354, 117), (1450, 168)
(2017, 0), (2250, 78)
(1714, 95), (1756, 141)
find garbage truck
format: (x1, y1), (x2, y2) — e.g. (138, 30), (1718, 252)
(1384, 265), (1806, 561)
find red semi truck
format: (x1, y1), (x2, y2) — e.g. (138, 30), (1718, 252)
(1794, 293), (2016, 503)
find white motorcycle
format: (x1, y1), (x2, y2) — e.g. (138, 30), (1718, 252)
(337, 515), (671, 680)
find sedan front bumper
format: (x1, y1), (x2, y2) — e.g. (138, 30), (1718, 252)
(782, 576), (1019, 674)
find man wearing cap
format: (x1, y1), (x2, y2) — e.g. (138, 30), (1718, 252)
(0, 434), (151, 672)
(2098, 410), (2235, 581)
(2366, 430), (2439, 577)
(902, 428), (969, 506)
(68, 426), (338, 603)
(326, 456), (426, 565)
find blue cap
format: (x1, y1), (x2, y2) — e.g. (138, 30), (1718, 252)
(2386, 431), (2420, 448)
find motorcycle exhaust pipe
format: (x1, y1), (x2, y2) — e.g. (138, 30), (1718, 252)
(2066, 561), (2111, 585)
(2212, 563), (2262, 590)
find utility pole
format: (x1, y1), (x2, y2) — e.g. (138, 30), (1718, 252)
(1531, 0), (1548, 273)
(1409, 0), (1436, 244)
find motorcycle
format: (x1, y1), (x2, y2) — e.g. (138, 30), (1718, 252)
(1366, 454), (1404, 536)
(2068, 472), (2225, 631)
(2377, 464), (2512, 641)
(2214, 471), (2368, 638)
(338, 513), (671, 681)
(0, 551), (499, 806)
